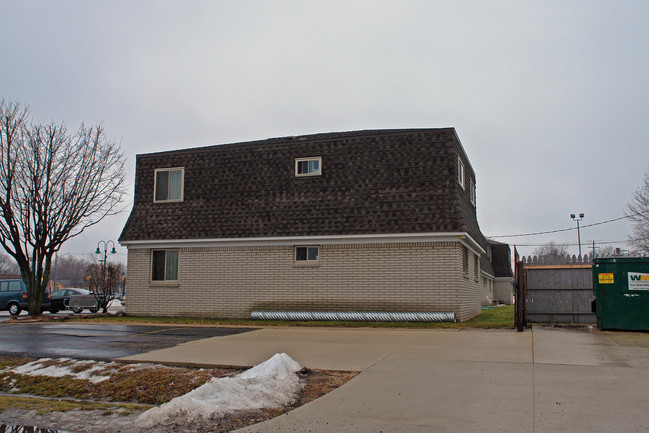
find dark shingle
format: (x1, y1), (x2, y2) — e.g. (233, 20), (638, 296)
(488, 240), (514, 278)
(119, 128), (485, 246)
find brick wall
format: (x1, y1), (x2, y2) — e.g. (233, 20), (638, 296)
(125, 241), (482, 321)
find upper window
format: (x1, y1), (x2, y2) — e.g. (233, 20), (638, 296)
(458, 157), (465, 189)
(151, 250), (179, 281)
(295, 157), (321, 177)
(154, 168), (184, 202)
(470, 178), (476, 206)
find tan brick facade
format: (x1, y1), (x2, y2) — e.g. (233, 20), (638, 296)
(125, 241), (482, 322)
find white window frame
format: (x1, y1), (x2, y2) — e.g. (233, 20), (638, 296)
(458, 157), (465, 189)
(470, 178), (476, 206)
(151, 249), (179, 282)
(294, 246), (320, 265)
(295, 157), (322, 177)
(154, 167), (185, 203)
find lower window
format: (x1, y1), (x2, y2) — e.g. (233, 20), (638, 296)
(152, 250), (179, 281)
(295, 246), (319, 262)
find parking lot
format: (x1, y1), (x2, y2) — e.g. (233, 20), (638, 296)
(0, 322), (256, 361)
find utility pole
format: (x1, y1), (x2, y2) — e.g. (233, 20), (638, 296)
(570, 213), (584, 257)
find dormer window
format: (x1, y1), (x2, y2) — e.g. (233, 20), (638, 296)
(470, 178), (476, 206)
(295, 157), (321, 177)
(154, 168), (184, 202)
(458, 157), (465, 189)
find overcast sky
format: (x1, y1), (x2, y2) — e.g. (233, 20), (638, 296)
(1, 0), (648, 262)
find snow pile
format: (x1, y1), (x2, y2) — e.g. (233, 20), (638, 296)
(137, 353), (303, 427)
(10, 358), (113, 383)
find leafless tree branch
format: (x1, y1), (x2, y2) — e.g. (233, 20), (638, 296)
(625, 167), (649, 255)
(0, 99), (126, 315)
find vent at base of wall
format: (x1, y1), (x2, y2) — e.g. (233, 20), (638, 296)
(251, 311), (456, 323)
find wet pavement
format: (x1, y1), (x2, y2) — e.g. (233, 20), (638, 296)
(0, 323), (255, 361)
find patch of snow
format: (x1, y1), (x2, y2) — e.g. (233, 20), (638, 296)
(136, 353), (302, 428)
(10, 358), (113, 383)
(74, 364), (113, 383)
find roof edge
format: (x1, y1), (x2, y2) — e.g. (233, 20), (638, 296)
(120, 231), (485, 253)
(136, 128), (458, 158)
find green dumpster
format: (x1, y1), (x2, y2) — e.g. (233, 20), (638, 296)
(593, 256), (649, 330)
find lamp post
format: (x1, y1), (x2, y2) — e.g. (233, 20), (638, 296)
(95, 240), (117, 290)
(570, 213), (584, 257)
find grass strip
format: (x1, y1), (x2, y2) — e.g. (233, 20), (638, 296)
(65, 305), (515, 329)
(0, 395), (151, 415)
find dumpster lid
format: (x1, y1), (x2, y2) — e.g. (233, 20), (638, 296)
(593, 256), (649, 264)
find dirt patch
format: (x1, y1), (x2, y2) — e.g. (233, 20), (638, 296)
(0, 358), (357, 432)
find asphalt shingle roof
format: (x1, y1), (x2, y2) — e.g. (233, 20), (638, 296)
(488, 240), (514, 278)
(119, 128), (485, 245)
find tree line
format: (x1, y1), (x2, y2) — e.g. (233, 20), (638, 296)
(0, 251), (124, 293)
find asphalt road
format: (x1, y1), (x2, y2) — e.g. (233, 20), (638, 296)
(0, 323), (256, 361)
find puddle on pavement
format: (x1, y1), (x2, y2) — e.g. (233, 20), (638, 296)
(0, 425), (70, 433)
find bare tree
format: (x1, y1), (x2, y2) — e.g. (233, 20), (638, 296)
(595, 244), (616, 257)
(626, 167), (649, 255)
(0, 100), (126, 315)
(532, 241), (569, 260)
(85, 261), (125, 313)
(0, 251), (19, 275)
(53, 255), (94, 288)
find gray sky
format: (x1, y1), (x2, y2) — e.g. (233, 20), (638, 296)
(1, 0), (648, 262)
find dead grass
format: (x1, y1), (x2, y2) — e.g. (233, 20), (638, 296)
(0, 359), (243, 404)
(0, 356), (358, 432)
(0, 395), (151, 415)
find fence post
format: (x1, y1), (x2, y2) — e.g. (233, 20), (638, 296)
(515, 246), (527, 332)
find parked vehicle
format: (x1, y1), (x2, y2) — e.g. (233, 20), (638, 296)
(0, 278), (51, 316)
(48, 288), (99, 314)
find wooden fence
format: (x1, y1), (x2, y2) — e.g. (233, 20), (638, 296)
(520, 254), (592, 265)
(521, 254), (595, 324)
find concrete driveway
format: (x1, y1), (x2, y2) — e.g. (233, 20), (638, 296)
(119, 326), (649, 433)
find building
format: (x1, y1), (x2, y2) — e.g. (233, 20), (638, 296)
(119, 128), (497, 321)
(479, 241), (514, 306)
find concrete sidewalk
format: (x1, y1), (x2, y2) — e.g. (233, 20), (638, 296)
(118, 326), (649, 432)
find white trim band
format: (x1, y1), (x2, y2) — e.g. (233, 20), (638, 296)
(121, 232), (486, 254)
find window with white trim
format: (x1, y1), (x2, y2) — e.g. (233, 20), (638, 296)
(295, 246), (319, 262)
(151, 250), (179, 281)
(295, 157), (321, 177)
(470, 178), (476, 206)
(154, 168), (184, 202)
(458, 157), (465, 189)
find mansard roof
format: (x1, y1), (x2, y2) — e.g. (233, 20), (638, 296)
(119, 128), (485, 246)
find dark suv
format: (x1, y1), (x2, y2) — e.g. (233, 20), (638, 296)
(0, 279), (51, 316)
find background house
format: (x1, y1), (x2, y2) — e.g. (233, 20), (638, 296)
(480, 241), (514, 305)
(119, 128), (498, 321)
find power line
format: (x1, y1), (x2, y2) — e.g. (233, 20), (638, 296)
(488, 210), (648, 239)
(511, 239), (632, 247)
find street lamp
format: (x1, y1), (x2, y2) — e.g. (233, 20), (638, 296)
(570, 213), (584, 257)
(95, 240), (117, 283)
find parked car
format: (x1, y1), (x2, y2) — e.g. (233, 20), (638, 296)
(0, 278), (51, 315)
(48, 288), (98, 314)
